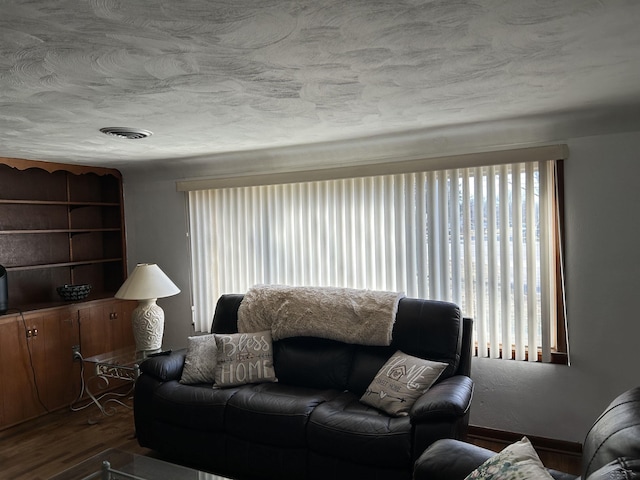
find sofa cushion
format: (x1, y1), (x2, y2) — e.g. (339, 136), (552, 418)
(307, 391), (413, 469)
(360, 350), (448, 416)
(388, 298), (462, 379)
(179, 334), (218, 385)
(274, 337), (355, 390)
(214, 331), (277, 387)
(152, 380), (241, 431)
(225, 382), (340, 448)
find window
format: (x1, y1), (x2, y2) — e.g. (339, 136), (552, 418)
(185, 149), (567, 363)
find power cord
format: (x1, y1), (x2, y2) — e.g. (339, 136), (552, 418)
(69, 351), (89, 412)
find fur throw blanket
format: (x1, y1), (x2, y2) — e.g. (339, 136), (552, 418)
(237, 285), (405, 346)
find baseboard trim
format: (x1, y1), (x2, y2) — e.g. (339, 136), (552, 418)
(467, 425), (582, 457)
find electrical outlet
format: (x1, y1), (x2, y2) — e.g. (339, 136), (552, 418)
(71, 344), (81, 361)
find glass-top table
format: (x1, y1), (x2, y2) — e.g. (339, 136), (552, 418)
(73, 346), (167, 418)
(85, 346), (151, 381)
(48, 449), (232, 480)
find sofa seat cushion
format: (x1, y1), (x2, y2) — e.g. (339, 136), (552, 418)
(225, 382), (341, 448)
(307, 391), (412, 468)
(152, 380), (241, 431)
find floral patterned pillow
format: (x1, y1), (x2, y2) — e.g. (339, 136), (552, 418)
(464, 437), (554, 480)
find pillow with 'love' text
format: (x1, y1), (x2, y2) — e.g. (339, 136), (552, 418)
(360, 350), (447, 416)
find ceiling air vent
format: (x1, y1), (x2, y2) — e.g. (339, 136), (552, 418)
(100, 127), (153, 139)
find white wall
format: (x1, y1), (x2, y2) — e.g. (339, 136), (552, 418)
(121, 129), (640, 444)
(121, 177), (195, 346)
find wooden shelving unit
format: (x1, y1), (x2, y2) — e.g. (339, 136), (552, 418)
(0, 157), (127, 308)
(0, 157), (135, 430)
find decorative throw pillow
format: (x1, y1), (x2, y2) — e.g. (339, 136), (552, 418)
(360, 350), (448, 416)
(179, 334), (218, 384)
(463, 437), (554, 480)
(214, 330), (277, 387)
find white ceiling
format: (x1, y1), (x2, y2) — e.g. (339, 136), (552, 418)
(1, 0), (640, 171)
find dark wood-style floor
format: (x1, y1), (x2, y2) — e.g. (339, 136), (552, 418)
(1, 400), (581, 479)
(0, 398), (150, 480)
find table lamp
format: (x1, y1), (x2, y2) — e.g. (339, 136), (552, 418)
(115, 263), (180, 352)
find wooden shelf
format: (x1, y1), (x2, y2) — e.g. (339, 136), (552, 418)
(6, 258), (124, 272)
(0, 199), (120, 207)
(0, 228), (121, 235)
(0, 157), (127, 308)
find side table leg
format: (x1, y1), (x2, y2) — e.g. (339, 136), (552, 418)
(70, 355), (135, 423)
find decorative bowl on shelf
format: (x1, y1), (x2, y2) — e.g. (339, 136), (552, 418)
(57, 284), (92, 301)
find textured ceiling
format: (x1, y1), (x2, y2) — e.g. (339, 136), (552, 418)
(1, 0), (640, 170)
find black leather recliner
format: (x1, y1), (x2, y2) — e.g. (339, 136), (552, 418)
(134, 294), (474, 480)
(414, 386), (640, 480)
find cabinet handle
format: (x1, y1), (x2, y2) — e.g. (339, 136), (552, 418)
(26, 327), (39, 338)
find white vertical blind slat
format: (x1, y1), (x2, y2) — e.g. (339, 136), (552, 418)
(395, 174), (407, 294)
(473, 168), (488, 357)
(437, 171), (450, 301)
(461, 170), (474, 321)
(538, 161), (553, 362)
(525, 162), (538, 362)
(450, 170), (462, 307)
(487, 166), (500, 358)
(499, 165), (512, 359)
(426, 171), (439, 299)
(512, 166), (526, 360)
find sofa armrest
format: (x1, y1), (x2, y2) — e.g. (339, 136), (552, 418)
(410, 375), (474, 423)
(414, 438), (495, 480)
(413, 438), (578, 480)
(139, 349), (186, 382)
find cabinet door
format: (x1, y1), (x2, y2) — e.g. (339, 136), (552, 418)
(79, 299), (136, 356)
(78, 303), (112, 357)
(20, 309), (80, 412)
(103, 300), (135, 352)
(39, 308), (80, 410)
(0, 316), (45, 427)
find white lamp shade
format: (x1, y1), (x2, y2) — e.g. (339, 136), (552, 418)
(115, 263), (180, 300)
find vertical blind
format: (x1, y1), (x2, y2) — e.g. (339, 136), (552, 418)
(188, 160), (560, 361)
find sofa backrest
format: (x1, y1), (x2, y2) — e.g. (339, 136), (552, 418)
(211, 294), (471, 395)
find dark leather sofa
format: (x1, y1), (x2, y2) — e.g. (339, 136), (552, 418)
(414, 385), (640, 480)
(134, 294), (474, 480)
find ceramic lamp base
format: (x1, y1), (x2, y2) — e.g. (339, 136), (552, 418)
(132, 299), (164, 351)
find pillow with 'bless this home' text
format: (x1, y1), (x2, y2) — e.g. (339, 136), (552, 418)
(214, 331), (276, 387)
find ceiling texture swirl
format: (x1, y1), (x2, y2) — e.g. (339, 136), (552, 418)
(1, 0), (640, 170)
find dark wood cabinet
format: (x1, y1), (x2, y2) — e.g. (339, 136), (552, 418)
(0, 157), (134, 430)
(0, 294), (136, 430)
